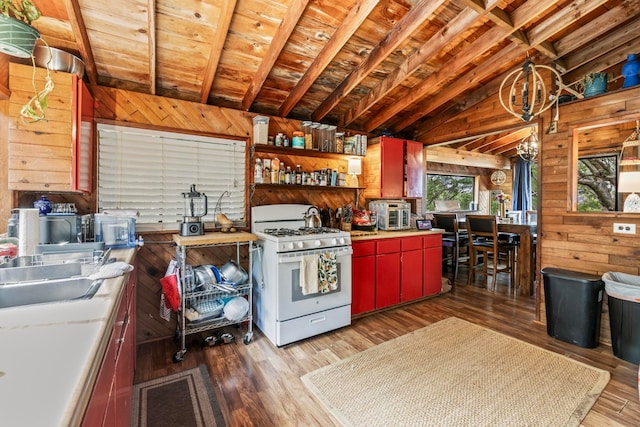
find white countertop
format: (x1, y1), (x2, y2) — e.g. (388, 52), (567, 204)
(0, 248), (136, 427)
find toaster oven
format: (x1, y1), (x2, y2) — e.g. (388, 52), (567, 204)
(369, 200), (411, 230)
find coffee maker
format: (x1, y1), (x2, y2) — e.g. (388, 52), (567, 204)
(180, 184), (207, 236)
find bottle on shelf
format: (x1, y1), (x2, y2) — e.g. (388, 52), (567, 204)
(254, 158), (263, 184)
(295, 165), (302, 185)
(271, 157), (280, 184)
(285, 166), (292, 184)
(278, 164), (286, 184)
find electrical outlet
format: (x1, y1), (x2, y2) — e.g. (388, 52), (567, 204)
(547, 121), (558, 134)
(613, 223), (636, 234)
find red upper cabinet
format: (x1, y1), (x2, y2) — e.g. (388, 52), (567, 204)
(363, 136), (424, 199)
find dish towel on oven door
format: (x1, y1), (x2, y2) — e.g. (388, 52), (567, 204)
(318, 252), (338, 293)
(300, 254), (319, 295)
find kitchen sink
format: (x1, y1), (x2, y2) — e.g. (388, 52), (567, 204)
(0, 276), (103, 309)
(0, 263), (84, 284)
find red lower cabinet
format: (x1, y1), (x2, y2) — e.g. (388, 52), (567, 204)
(423, 234), (443, 296)
(375, 239), (401, 309)
(351, 241), (376, 315)
(82, 268), (136, 426)
(401, 236), (423, 302)
(351, 234), (443, 315)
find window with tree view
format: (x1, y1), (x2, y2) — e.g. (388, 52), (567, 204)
(577, 154), (618, 211)
(426, 174), (475, 211)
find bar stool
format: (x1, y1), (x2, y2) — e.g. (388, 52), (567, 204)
(433, 213), (468, 281)
(466, 215), (518, 292)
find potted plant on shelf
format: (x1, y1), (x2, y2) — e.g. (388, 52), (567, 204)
(0, 0), (54, 123)
(579, 72), (612, 98)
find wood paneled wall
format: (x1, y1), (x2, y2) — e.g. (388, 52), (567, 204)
(538, 87), (640, 345)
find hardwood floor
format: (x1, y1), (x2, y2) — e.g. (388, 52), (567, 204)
(135, 268), (640, 426)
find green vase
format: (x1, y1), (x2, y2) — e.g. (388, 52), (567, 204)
(0, 14), (40, 59)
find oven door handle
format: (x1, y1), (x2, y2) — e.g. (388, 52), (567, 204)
(277, 247), (353, 263)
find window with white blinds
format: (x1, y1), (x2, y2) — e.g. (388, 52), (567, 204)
(97, 124), (247, 230)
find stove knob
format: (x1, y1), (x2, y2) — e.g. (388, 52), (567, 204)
(339, 237), (345, 244)
(314, 239), (321, 247)
(297, 241), (304, 249)
(287, 242), (295, 250)
(331, 238), (337, 245)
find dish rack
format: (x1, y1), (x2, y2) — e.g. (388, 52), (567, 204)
(171, 232), (257, 363)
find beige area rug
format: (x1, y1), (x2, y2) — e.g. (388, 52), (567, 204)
(302, 317), (610, 427)
(131, 365), (225, 427)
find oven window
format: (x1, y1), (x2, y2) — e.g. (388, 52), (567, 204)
(290, 265), (342, 301)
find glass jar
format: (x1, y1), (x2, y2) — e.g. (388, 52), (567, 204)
(327, 125), (337, 152)
(336, 132), (345, 153)
(301, 121), (313, 149)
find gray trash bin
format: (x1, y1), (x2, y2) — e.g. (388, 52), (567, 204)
(603, 271), (640, 364)
(542, 267), (604, 348)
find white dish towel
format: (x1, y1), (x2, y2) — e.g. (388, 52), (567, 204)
(300, 254), (319, 295)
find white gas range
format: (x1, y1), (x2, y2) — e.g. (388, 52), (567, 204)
(251, 204), (352, 347)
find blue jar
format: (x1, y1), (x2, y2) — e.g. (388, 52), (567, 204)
(622, 54), (640, 88)
(33, 195), (52, 216)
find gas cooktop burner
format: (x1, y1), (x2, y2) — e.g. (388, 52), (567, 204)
(262, 227), (341, 237)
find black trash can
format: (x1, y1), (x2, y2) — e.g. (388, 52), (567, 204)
(603, 271), (640, 364)
(542, 267), (604, 348)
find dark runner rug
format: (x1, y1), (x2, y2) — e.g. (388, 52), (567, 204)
(131, 365), (225, 427)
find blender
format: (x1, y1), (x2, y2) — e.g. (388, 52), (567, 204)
(180, 184), (208, 236)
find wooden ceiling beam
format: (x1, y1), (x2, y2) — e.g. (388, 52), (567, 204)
(526, 0), (609, 49)
(278, 0), (377, 117)
(562, 16), (640, 76)
(386, 0), (608, 134)
(564, 35), (640, 86)
(386, 43), (524, 133)
(340, 7), (481, 127)
(311, 0), (445, 122)
(200, 0), (236, 104)
(554, 0), (640, 61)
(64, 0), (97, 85)
(147, 0), (156, 95)
(366, 0), (559, 133)
(243, 0), (310, 112)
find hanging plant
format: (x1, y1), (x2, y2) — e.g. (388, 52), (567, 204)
(0, 0), (41, 24)
(0, 0), (54, 123)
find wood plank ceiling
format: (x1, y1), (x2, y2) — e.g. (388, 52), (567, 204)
(9, 0), (640, 158)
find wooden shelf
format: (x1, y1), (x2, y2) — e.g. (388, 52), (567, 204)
(252, 183), (364, 190)
(253, 144), (363, 159)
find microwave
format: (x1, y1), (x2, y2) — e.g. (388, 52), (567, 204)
(369, 200), (411, 230)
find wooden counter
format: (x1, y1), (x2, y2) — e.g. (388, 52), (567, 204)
(350, 229), (444, 241)
(173, 231), (257, 247)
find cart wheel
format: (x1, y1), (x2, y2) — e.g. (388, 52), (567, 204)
(243, 331), (253, 345)
(172, 351), (185, 363)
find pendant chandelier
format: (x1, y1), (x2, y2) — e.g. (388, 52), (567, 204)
(620, 120), (640, 166)
(499, 57), (579, 122)
(516, 127), (538, 162)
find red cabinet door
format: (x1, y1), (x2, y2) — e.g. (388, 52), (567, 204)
(376, 252), (401, 308)
(405, 140), (424, 198)
(352, 254), (376, 315)
(380, 136), (405, 198)
(423, 244), (443, 296)
(401, 249), (423, 302)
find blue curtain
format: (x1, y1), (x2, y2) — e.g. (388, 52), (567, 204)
(512, 157), (531, 221)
